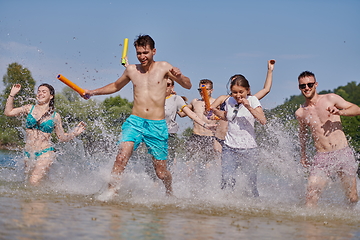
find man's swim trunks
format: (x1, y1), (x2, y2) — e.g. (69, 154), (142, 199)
(120, 115), (168, 160)
(185, 133), (216, 163)
(310, 146), (358, 177)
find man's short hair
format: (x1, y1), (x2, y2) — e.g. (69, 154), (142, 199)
(199, 79), (213, 89)
(298, 71), (316, 81)
(134, 35), (155, 49)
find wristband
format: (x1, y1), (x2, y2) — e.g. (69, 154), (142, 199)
(9, 95), (14, 98)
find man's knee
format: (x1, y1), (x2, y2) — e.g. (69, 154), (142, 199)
(155, 167), (170, 180)
(153, 161), (169, 179)
(349, 194), (358, 203)
(306, 177), (327, 200)
(156, 171), (165, 180)
(115, 153), (128, 164)
(115, 144), (133, 164)
(307, 185), (322, 197)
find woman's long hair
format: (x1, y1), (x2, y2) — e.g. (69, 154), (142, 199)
(36, 83), (55, 124)
(228, 74), (252, 95)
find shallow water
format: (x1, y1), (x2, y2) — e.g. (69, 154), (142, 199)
(1, 191), (360, 240)
(1, 119), (360, 239)
(0, 194), (276, 239)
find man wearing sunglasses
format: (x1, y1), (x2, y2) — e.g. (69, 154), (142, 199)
(295, 71), (360, 208)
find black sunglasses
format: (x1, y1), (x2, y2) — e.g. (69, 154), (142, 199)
(197, 88), (211, 92)
(167, 83), (173, 87)
(299, 82), (316, 89)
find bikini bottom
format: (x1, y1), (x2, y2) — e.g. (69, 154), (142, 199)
(24, 147), (55, 160)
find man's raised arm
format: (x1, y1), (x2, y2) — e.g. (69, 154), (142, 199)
(168, 67), (191, 90)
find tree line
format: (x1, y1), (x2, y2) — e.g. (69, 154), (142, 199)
(1, 62), (359, 156)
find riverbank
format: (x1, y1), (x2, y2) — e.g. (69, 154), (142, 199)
(0, 143), (21, 151)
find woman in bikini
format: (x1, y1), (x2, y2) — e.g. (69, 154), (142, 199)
(4, 83), (86, 186)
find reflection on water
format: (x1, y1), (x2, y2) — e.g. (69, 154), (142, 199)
(0, 117), (360, 239)
(22, 199), (48, 226)
(0, 195), (359, 240)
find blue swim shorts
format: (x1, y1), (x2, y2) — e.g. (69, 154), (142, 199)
(120, 115), (169, 160)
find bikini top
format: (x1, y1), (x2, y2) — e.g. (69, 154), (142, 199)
(25, 105), (56, 133)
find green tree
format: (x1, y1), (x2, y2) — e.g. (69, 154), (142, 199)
(61, 86), (81, 102)
(54, 91), (105, 154)
(182, 127), (193, 138)
(334, 81), (360, 104)
(0, 63), (36, 148)
(1, 62), (36, 107)
(102, 95), (133, 130)
(333, 82), (360, 152)
(53, 91), (134, 154)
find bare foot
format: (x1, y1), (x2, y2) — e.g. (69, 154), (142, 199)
(96, 187), (117, 202)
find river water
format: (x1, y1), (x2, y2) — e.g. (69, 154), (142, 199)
(1, 119), (360, 239)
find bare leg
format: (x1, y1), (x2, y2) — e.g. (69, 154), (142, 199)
(305, 175), (328, 208)
(109, 141), (134, 188)
(213, 140), (222, 167)
(339, 173), (358, 205)
(97, 142), (134, 201)
(24, 159), (31, 180)
(153, 157), (173, 196)
(29, 152), (54, 186)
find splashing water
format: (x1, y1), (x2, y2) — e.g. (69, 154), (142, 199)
(0, 115), (360, 226)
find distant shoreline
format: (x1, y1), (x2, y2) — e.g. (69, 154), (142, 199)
(0, 144), (20, 151)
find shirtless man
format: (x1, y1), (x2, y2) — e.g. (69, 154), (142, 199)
(186, 79), (218, 165)
(82, 35), (191, 199)
(295, 71), (360, 207)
